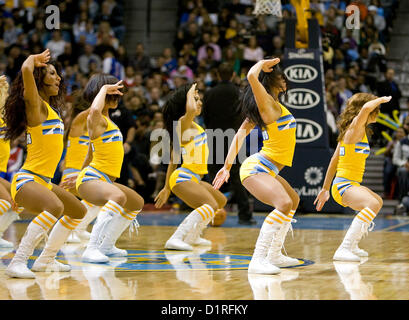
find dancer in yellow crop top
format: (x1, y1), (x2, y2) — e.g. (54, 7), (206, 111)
(315, 94), (392, 262)
(74, 74), (144, 264)
(59, 95), (101, 243)
(0, 75), (22, 249)
(2, 49), (86, 278)
(213, 58), (300, 274)
(154, 83), (227, 251)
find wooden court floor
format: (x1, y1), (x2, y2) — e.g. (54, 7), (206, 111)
(1, 212), (409, 300)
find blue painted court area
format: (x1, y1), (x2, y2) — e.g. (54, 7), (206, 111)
(0, 249), (313, 271)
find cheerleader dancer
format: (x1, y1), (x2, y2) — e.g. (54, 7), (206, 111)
(60, 93), (100, 243)
(154, 83), (227, 250)
(314, 94), (391, 261)
(74, 73), (144, 263)
(0, 75), (20, 248)
(213, 58), (300, 274)
(3, 49), (86, 278)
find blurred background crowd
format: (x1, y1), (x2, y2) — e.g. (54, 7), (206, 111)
(0, 0), (406, 212)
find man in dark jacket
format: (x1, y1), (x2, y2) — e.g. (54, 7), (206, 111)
(203, 62), (256, 225)
(377, 68), (402, 117)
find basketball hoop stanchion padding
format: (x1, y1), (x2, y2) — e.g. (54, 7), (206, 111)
(253, 19), (348, 214)
(253, 0), (282, 17)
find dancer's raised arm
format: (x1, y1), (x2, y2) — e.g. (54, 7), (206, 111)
(212, 118), (255, 190)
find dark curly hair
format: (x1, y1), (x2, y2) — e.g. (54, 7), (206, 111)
(82, 73), (121, 105)
(162, 84), (192, 143)
(238, 64), (287, 130)
(2, 61), (66, 141)
(63, 89), (89, 143)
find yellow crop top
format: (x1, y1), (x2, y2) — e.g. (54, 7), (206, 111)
(260, 103), (297, 167)
(336, 134), (370, 183)
(0, 118), (10, 173)
(22, 102), (64, 178)
(89, 116), (124, 178)
(65, 133), (90, 170)
(180, 122), (209, 175)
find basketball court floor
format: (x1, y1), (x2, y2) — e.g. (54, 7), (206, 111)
(0, 211), (409, 300)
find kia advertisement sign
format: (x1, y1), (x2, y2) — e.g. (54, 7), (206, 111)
(281, 88), (321, 109)
(284, 64), (318, 83)
(296, 118), (323, 143)
(281, 48), (328, 148)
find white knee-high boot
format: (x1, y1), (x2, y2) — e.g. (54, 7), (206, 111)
(333, 207), (376, 262)
(266, 210), (300, 267)
(248, 210), (284, 275)
(165, 204), (214, 251)
(184, 205), (215, 246)
(99, 209), (141, 257)
(6, 211), (57, 278)
(0, 201), (19, 248)
(32, 215), (82, 272)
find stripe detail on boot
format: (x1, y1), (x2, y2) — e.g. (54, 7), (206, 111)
(288, 209), (296, 220)
(103, 200), (124, 216)
(81, 199), (94, 209)
(59, 216), (82, 230)
(32, 211), (58, 231)
(121, 209), (141, 221)
(196, 204), (215, 221)
(265, 209), (288, 225)
(356, 207), (376, 224)
(0, 199), (11, 214)
(16, 207), (25, 214)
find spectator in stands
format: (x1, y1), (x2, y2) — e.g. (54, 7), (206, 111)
(3, 17), (22, 46)
(102, 50), (125, 80)
(46, 30), (67, 59)
(57, 42), (78, 68)
(95, 29), (117, 57)
(129, 42), (152, 78)
(368, 4), (386, 42)
(271, 35), (284, 59)
(384, 127), (406, 199)
(197, 32), (222, 63)
(147, 87), (166, 108)
(75, 19), (98, 46)
(78, 44), (102, 75)
(123, 65), (137, 89)
(243, 36), (264, 68)
(377, 68), (402, 117)
(392, 116), (409, 202)
(161, 47), (178, 75)
(203, 62), (255, 225)
(5, 44), (25, 80)
(129, 117), (153, 199)
(336, 77), (353, 113)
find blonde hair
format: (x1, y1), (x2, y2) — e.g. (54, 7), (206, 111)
(337, 92), (378, 142)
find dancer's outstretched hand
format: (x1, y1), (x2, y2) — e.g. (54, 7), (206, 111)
(59, 175), (78, 190)
(103, 80), (124, 96)
(314, 189), (330, 211)
(154, 187), (171, 208)
(32, 49), (51, 68)
(261, 58), (280, 73)
(212, 166), (230, 190)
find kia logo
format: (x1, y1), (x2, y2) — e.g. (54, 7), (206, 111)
(296, 118), (323, 143)
(281, 88), (321, 109)
(284, 64), (318, 83)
